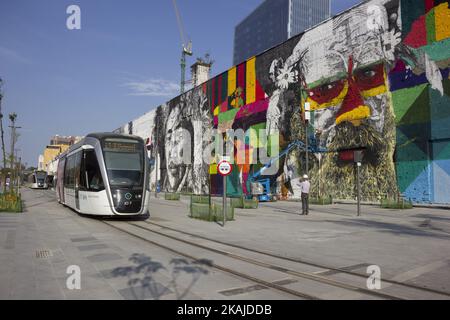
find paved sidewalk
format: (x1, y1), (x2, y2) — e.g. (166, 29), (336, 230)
(1, 188), (449, 299)
(147, 194), (450, 293)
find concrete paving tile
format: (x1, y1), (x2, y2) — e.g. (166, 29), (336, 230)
(117, 283), (172, 300)
(63, 288), (122, 300)
(70, 236), (98, 242)
(77, 244), (109, 251)
(86, 253), (122, 263)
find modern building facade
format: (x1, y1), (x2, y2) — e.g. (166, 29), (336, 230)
(233, 0), (330, 65)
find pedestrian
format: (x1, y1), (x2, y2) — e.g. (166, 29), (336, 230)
(298, 174), (310, 215)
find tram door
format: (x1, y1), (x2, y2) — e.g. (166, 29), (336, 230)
(74, 152), (82, 210)
(57, 157), (66, 203)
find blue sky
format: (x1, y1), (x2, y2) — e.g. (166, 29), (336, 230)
(0, 0), (361, 166)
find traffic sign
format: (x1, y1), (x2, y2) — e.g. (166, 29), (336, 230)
(217, 160), (232, 177)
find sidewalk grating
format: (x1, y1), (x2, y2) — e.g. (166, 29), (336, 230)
(35, 249), (53, 259)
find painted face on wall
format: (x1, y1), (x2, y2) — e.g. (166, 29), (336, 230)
(293, 2), (400, 163)
(164, 106), (188, 192)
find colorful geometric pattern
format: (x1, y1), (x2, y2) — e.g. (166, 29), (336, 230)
(205, 57), (269, 197)
(394, 0), (450, 203)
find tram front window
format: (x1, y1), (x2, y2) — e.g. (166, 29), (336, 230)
(103, 139), (143, 188)
(36, 172), (46, 185)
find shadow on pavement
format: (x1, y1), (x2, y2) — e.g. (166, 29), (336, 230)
(324, 219), (450, 240)
(111, 253), (212, 300)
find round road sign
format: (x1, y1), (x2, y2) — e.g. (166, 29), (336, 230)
(217, 161), (233, 176)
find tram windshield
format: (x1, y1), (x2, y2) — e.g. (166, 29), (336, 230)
(103, 139), (144, 187)
(35, 171), (47, 183)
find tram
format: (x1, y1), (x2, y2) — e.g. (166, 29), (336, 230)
(30, 170), (49, 189)
(56, 133), (150, 216)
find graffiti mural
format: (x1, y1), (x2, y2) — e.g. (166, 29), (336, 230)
(118, 0), (450, 204)
(153, 86), (212, 194)
(287, 0), (403, 200)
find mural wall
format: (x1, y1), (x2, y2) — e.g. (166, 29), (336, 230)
(117, 0), (450, 204)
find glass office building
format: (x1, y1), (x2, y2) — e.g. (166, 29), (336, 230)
(233, 0), (330, 65)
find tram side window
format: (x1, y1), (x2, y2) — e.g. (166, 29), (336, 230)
(64, 156), (74, 188)
(83, 151), (104, 192)
(74, 152), (82, 188)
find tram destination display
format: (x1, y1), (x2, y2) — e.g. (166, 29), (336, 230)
(104, 140), (140, 153)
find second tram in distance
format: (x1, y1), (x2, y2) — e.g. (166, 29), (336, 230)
(56, 133), (150, 216)
(30, 170), (49, 189)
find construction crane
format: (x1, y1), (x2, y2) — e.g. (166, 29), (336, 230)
(171, 0), (192, 94)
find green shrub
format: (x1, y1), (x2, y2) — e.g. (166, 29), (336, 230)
(189, 198), (234, 222)
(231, 197), (243, 208)
(210, 203), (234, 221)
(309, 195), (333, 205)
(380, 198), (413, 209)
(0, 192), (23, 213)
(164, 193), (180, 201)
(189, 203), (211, 220)
(231, 196), (258, 209)
(243, 199), (258, 209)
(191, 195), (210, 204)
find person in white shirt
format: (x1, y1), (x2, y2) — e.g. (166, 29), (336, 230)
(298, 174), (310, 215)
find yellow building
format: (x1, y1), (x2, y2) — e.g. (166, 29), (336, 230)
(40, 135), (82, 172)
(42, 145), (69, 171)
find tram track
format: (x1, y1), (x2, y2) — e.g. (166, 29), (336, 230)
(101, 219), (320, 300)
(40, 188), (450, 299)
(126, 221), (409, 300)
(101, 219), (449, 300)
(140, 219), (450, 299)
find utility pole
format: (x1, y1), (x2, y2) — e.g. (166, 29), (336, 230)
(0, 78), (7, 193)
(15, 151), (21, 194)
(154, 123), (158, 198)
(9, 113), (20, 193)
(356, 162), (361, 216)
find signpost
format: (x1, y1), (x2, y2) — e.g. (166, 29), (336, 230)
(217, 160), (232, 227)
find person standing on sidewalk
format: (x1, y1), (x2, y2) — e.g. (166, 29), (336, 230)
(298, 175), (310, 215)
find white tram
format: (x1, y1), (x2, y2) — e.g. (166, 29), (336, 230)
(56, 133), (150, 216)
(30, 170), (49, 189)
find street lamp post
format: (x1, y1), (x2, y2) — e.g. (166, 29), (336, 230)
(354, 150), (363, 216)
(304, 102), (311, 174)
(154, 122), (158, 198)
